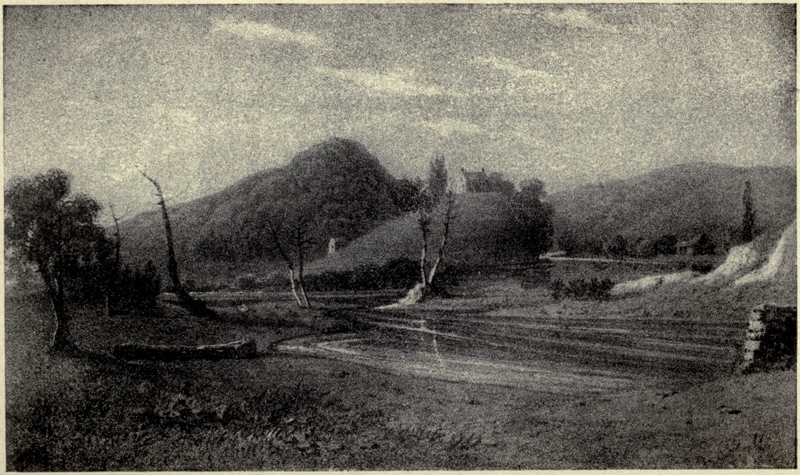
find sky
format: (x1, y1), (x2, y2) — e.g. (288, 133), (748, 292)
(4, 4), (796, 220)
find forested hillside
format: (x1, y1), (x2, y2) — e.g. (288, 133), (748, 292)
(549, 162), (796, 255)
(118, 138), (417, 276)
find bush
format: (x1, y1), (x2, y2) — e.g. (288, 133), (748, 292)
(550, 277), (614, 301)
(109, 261), (161, 313)
(304, 257), (422, 292)
(236, 274), (260, 291)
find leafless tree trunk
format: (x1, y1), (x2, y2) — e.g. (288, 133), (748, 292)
(287, 267), (303, 307)
(426, 190), (456, 285)
(107, 204), (122, 317)
(139, 171), (214, 318)
(418, 210), (431, 287)
(140, 171), (184, 297)
(294, 224), (312, 308)
(266, 217), (306, 308)
(110, 205), (122, 278)
(45, 266), (78, 354)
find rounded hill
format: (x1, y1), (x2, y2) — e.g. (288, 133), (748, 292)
(118, 138), (415, 276)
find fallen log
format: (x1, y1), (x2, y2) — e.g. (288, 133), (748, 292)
(113, 338), (258, 361)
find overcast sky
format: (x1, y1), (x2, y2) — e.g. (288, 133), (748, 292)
(4, 4), (796, 219)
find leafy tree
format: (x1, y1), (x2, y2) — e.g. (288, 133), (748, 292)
(427, 154), (448, 208)
(5, 169), (108, 353)
(653, 234), (678, 256)
(694, 233), (716, 255)
(418, 156), (456, 291)
(392, 177), (422, 213)
(742, 180), (755, 242)
(505, 179), (554, 261)
(607, 234), (629, 259)
(389, 156), (458, 306)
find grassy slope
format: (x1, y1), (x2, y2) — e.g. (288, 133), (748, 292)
(306, 192), (517, 274)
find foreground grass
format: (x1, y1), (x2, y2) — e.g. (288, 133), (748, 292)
(5, 270), (796, 470)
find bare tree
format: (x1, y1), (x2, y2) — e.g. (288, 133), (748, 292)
(109, 204), (122, 279)
(382, 158), (458, 308)
(103, 203), (123, 317)
(264, 205), (314, 308)
(139, 170), (214, 317)
(139, 170), (184, 296)
(265, 213), (307, 308)
(425, 190), (456, 286)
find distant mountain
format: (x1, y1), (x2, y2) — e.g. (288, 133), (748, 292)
(549, 162), (796, 253)
(118, 138), (415, 276)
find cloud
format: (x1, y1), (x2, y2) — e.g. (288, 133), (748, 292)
(474, 56), (565, 96)
(475, 56), (552, 81)
(212, 18), (322, 47)
(313, 66), (442, 97)
(416, 118), (483, 137)
(543, 8), (618, 33)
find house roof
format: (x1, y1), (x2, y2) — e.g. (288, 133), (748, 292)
(462, 169), (488, 180)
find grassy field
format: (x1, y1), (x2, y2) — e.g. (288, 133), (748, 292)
(5, 261), (796, 470)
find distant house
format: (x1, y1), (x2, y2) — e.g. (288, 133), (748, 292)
(676, 236), (699, 255)
(461, 168), (514, 194)
(676, 233), (716, 256)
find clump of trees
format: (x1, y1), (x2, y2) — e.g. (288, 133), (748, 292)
(5, 169), (162, 354)
(108, 261), (162, 313)
(652, 234), (678, 256)
(500, 179), (554, 261)
(556, 230), (604, 257)
(5, 170), (108, 353)
(607, 235), (629, 259)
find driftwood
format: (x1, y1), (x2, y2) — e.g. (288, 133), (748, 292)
(113, 338), (257, 361)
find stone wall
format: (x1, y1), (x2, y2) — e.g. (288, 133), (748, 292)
(741, 304), (796, 373)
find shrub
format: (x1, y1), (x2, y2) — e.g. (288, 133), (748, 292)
(304, 257), (422, 292)
(109, 261), (161, 313)
(235, 274), (260, 291)
(550, 278), (566, 301)
(550, 277), (614, 301)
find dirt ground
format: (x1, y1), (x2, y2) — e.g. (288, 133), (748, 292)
(5, 272), (796, 470)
